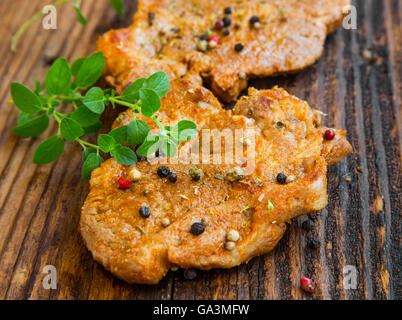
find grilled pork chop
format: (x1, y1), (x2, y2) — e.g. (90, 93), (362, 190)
(98, 0), (350, 101)
(80, 80), (352, 284)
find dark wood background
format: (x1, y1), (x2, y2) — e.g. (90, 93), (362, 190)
(0, 0), (400, 300)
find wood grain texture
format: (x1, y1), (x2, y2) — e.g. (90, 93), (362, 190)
(0, 0), (400, 300)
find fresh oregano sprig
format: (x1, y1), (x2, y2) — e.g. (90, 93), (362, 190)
(9, 52), (197, 179)
(11, 0), (125, 52)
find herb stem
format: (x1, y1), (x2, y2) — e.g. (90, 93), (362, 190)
(77, 138), (99, 150)
(110, 97), (141, 112)
(152, 115), (166, 134)
(57, 95), (82, 101)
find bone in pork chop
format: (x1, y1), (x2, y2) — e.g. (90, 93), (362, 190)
(80, 79), (352, 284)
(98, 0), (350, 102)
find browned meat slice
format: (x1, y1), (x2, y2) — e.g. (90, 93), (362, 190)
(98, 0), (350, 101)
(80, 80), (352, 284)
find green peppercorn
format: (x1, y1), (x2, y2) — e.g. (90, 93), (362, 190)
(189, 168), (203, 181)
(197, 40), (208, 52)
(226, 167), (245, 182)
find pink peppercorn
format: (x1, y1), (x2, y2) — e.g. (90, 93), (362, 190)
(118, 176), (131, 189)
(300, 277), (315, 293)
(324, 129), (335, 140)
(209, 35), (219, 45)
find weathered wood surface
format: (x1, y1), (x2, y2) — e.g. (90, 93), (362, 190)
(0, 0), (400, 300)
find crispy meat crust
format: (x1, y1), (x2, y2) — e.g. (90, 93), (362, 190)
(80, 81), (352, 284)
(97, 0), (350, 101)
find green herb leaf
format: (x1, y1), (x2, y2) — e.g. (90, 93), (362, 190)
(98, 134), (115, 152)
(10, 83), (43, 114)
(136, 134), (160, 156)
(139, 88), (161, 118)
(75, 52), (105, 89)
(33, 135), (64, 164)
(71, 57), (86, 76)
(83, 121), (103, 134)
(70, 105), (100, 127)
(109, 125), (128, 145)
(121, 78), (146, 103)
(112, 145), (137, 165)
(12, 114), (49, 138)
(60, 117), (84, 142)
(127, 119), (150, 146)
(82, 153), (103, 179)
(171, 120), (197, 142)
(82, 148), (97, 161)
(109, 0), (124, 17)
(17, 112), (34, 125)
(45, 58), (72, 95)
(73, 3), (88, 25)
(83, 87), (105, 114)
(160, 136), (178, 157)
(143, 71), (170, 98)
(34, 80), (42, 94)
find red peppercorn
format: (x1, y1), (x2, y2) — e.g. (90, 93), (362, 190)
(214, 20), (224, 30)
(209, 35), (219, 45)
(118, 176), (131, 189)
(300, 277), (315, 293)
(324, 129), (335, 140)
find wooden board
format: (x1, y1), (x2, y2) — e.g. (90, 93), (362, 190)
(0, 0), (400, 300)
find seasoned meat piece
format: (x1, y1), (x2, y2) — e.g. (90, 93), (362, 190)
(98, 0), (350, 101)
(80, 80), (352, 284)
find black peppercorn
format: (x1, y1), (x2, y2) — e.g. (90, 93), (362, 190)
(222, 16), (231, 27)
(307, 237), (320, 249)
(148, 11), (155, 26)
(200, 33), (210, 41)
(250, 15), (260, 25)
(184, 268), (197, 280)
(302, 219), (315, 231)
(168, 172), (178, 183)
(276, 121), (285, 128)
(139, 206), (151, 218)
(157, 166), (170, 177)
(190, 222), (205, 235)
(234, 43), (244, 52)
(276, 173), (287, 184)
(224, 7), (232, 14)
(223, 29), (230, 36)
